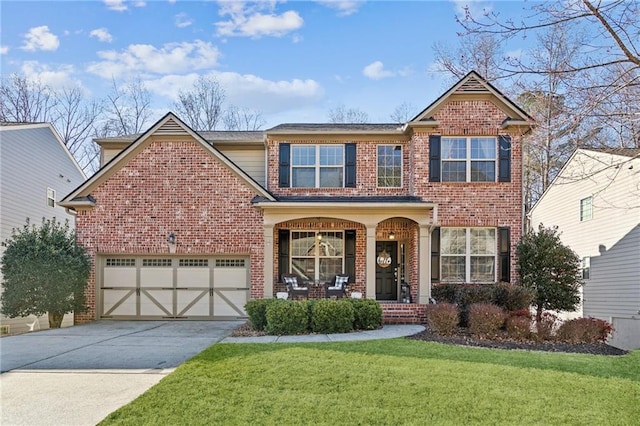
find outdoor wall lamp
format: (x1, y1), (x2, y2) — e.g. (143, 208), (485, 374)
(388, 231), (395, 240)
(167, 232), (176, 245)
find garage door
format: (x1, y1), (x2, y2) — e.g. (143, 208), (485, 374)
(100, 256), (249, 320)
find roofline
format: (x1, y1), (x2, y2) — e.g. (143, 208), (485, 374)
(266, 129), (406, 136)
(254, 201), (438, 210)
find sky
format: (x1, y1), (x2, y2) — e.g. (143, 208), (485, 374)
(0, 0), (529, 128)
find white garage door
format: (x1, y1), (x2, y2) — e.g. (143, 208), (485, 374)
(100, 256), (249, 320)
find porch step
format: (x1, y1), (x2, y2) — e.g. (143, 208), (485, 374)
(381, 303), (427, 325)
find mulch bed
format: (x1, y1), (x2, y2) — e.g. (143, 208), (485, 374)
(406, 328), (628, 356)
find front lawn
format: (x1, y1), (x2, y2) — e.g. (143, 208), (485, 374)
(101, 339), (639, 425)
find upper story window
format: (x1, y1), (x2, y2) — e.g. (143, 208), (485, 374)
(441, 227), (496, 283)
(292, 145), (344, 187)
(47, 188), (56, 208)
(377, 145), (402, 188)
(580, 196), (593, 221)
(441, 137), (496, 182)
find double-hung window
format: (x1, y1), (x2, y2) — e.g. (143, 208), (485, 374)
(292, 145), (344, 187)
(291, 231), (344, 282)
(441, 228), (496, 282)
(47, 188), (56, 208)
(441, 137), (496, 182)
(377, 145), (402, 187)
(580, 196), (593, 221)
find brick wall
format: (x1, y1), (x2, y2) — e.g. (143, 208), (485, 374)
(74, 139), (264, 322)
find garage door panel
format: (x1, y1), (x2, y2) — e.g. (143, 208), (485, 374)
(103, 289), (137, 316)
(140, 290), (173, 316)
(213, 269), (247, 288)
(177, 289), (210, 316)
(213, 289), (247, 316)
(104, 268), (136, 288)
(140, 268), (173, 288)
(177, 269), (210, 288)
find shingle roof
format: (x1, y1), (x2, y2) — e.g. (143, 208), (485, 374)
(267, 123), (404, 132)
(95, 130), (264, 144)
(273, 195), (427, 203)
(582, 147), (640, 158)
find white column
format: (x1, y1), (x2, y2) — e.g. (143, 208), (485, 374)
(418, 224), (431, 304)
(365, 225), (377, 300)
(263, 224), (274, 299)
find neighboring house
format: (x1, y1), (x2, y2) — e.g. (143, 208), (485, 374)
(0, 123), (86, 335)
(60, 71), (533, 325)
(530, 148), (640, 350)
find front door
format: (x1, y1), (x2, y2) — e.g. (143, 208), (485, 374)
(375, 241), (398, 300)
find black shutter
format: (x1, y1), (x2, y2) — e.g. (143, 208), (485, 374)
(279, 143), (290, 187)
(345, 143), (356, 188)
(345, 230), (356, 281)
(278, 229), (290, 280)
(429, 135), (441, 182)
(431, 227), (440, 281)
(498, 136), (511, 182)
(498, 227), (510, 282)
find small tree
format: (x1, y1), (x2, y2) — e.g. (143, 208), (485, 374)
(517, 225), (582, 324)
(1, 218), (90, 328)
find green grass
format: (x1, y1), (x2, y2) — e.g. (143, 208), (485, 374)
(101, 340), (639, 425)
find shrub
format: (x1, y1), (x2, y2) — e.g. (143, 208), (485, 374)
(265, 300), (309, 335)
(468, 303), (506, 337)
(426, 303), (459, 336)
(506, 316), (532, 340)
(244, 299), (276, 331)
(311, 299), (355, 334)
(491, 282), (533, 312)
(508, 308), (532, 319)
(556, 317), (614, 344)
(535, 312), (559, 341)
(348, 298), (383, 330)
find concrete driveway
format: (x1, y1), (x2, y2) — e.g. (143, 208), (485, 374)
(0, 320), (242, 425)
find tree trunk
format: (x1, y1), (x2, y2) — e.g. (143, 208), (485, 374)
(535, 305), (543, 326)
(48, 312), (64, 328)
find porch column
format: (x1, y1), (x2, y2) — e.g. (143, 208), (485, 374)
(365, 225), (377, 300)
(263, 224), (274, 299)
(418, 224), (431, 304)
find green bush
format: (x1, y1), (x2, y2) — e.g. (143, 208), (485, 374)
(265, 300), (309, 335)
(468, 303), (506, 337)
(311, 299), (355, 334)
(491, 282), (533, 312)
(244, 299), (276, 331)
(426, 303), (459, 336)
(556, 317), (614, 344)
(348, 298), (383, 330)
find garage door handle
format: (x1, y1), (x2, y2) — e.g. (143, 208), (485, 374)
(176, 287), (189, 290)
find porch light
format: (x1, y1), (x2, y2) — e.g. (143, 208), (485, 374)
(317, 233), (323, 240)
(388, 231), (395, 240)
(167, 232), (176, 245)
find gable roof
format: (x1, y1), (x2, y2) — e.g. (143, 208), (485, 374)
(581, 147), (640, 158)
(60, 112), (275, 208)
(409, 71), (534, 128)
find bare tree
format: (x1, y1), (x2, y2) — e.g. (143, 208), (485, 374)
(223, 105), (266, 130)
(174, 75), (226, 131)
(328, 104), (369, 123)
(100, 78), (152, 136)
(432, 33), (507, 83)
(390, 102), (417, 124)
(0, 74), (57, 123)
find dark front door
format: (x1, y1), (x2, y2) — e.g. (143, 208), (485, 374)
(375, 241), (398, 301)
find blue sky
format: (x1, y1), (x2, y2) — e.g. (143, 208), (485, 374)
(0, 0), (528, 128)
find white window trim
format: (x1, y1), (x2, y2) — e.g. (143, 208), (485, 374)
(441, 137), (497, 183)
(580, 196), (593, 222)
(290, 231), (344, 281)
(376, 145), (403, 188)
(47, 187), (56, 208)
(441, 227), (497, 283)
(581, 257), (591, 280)
(291, 145), (345, 188)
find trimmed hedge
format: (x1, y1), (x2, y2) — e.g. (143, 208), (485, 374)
(265, 300), (309, 335)
(468, 303), (506, 337)
(311, 299), (355, 334)
(244, 298), (277, 331)
(348, 298), (383, 330)
(426, 303), (459, 336)
(556, 317), (614, 344)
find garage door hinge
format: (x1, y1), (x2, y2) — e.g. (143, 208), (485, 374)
(210, 289), (214, 296)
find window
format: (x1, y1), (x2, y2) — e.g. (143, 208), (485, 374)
(47, 188), (56, 207)
(377, 145), (402, 187)
(581, 257), (590, 280)
(441, 228), (496, 282)
(179, 259), (209, 267)
(215, 259), (245, 268)
(291, 145), (344, 187)
(441, 137), (496, 182)
(106, 258), (135, 267)
(580, 196), (593, 221)
(142, 259), (172, 267)
(291, 231), (344, 282)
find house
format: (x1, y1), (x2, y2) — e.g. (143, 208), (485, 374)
(0, 123), (86, 334)
(60, 71), (533, 324)
(529, 148), (640, 350)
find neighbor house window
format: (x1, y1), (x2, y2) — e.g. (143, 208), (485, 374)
(580, 196), (593, 221)
(291, 231), (344, 282)
(441, 228), (496, 282)
(581, 257), (590, 280)
(377, 145), (402, 187)
(47, 188), (56, 207)
(291, 145), (344, 187)
(441, 137), (496, 182)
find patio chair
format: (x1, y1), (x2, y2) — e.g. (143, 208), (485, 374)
(282, 274), (309, 299)
(325, 274), (349, 299)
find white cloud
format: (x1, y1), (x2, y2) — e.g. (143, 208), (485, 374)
(86, 40), (220, 79)
(316, 1), (362, 17)
(175, 13), (193, 28)
(90, 28), (113, 43)
(21, 26), (60, 52)
(215, 2), (303, 38)
(103, 0), (146, 12)
(20, 61), (84, 91)
(363, 61), (395, 80)
(0, 46), (8, 55)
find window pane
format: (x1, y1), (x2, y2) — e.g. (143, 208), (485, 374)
(441, 228), (466, 254)
(292, 168), (315, 187)
(378, 145), (402, 187)
(320, 146), (343, 166)
(580, 197), (593, 221)
(291, 258), (314, 281)
(319, 258), (342, 282)
(470, 161), (495, 182)
(292, 146), (315, 165)
(471, 229), (496, 255)
(471, 256), (494, 282)
(291, 232), (316, 256)
(442, 161), (466, 182)
(442, 138), (466, 159)
(318, 232), (344, 256)
(441, 257), (465, 282)
(471, 138), (496, 159)
(319, 167), (343, 187)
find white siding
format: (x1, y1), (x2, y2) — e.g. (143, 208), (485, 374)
(0, 124), (86, 334)
(218, 148), (266, 186)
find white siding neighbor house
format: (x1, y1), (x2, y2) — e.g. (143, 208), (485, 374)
(0, 123), (86, 335)
(530, 148), (640, 350)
